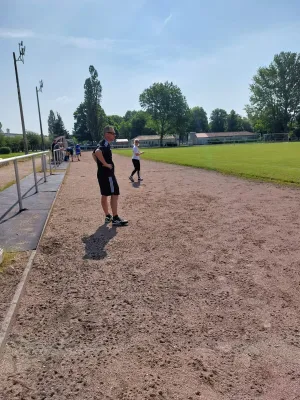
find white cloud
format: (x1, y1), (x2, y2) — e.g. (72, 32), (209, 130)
(55, 96), (74, 104)
(0, 29), (35, 38)
(163, 13), (173, 27)
(153, 12), (173, 35)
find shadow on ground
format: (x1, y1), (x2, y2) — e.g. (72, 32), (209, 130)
(82, 224), (117, 260)
(132, 181), (141, 189)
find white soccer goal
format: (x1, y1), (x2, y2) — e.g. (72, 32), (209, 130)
(262, 133), (289, 142)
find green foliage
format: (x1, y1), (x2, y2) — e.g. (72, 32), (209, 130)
(84, 65), (103, 142)
(210, 108), (228, 132)
(139, 81), (189, 146)
(0, 147), (11, 154)
(188, 107), (209, 133)
(0, 121), (2, 132)
(73, 103), (89, 142)
(26, 131), (42, 151)
(0, 132), (5, 147)
(48, 110), (69, 139)
(73, 65), (107, 143)
(48, 110), (56, 138)
(247, 52), (300, 133)
(227, 110), (242, 131)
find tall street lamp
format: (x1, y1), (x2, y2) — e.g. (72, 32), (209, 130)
(13, 41), (28, 154)
(36, 80), (45, 150)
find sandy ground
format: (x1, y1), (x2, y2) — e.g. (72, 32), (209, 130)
(0, 157), (43, 190)
(0, 252), (30, 324)
(1, 152), (300, 400)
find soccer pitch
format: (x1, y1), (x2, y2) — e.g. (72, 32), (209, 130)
(114, 142), (300, 185)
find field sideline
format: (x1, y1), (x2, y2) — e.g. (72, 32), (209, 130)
(114, 142), (300, 185)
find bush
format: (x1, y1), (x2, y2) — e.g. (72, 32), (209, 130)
(0, 147), (11, 154)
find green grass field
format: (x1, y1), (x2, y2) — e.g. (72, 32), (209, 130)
(0, 152), (24, 159)
(114, 142), (300, 185)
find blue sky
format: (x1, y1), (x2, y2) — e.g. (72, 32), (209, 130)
(1, 0), (300, 134)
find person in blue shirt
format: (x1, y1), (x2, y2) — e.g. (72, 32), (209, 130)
(75, 144), (81, 161)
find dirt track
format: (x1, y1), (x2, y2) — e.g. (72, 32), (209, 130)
(1, 153), (300, 400)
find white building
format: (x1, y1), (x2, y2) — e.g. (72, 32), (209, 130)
(113, 138), (129, 148)
(3, 129), (22, 138)
(188, 131), (259, 145)
(131, 135), (176, 147)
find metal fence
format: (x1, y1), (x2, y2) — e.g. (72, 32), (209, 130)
(53, 148), (65, 168)
(0, 151), (51, 212)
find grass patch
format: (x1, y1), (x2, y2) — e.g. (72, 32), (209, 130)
(114, 142), (300, 186)
(0, 180), (16, 192)
(0, 251), (18, 273)
(0, 152), (24, 159)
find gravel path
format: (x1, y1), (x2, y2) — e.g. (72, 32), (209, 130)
(1, 153), (300, 400)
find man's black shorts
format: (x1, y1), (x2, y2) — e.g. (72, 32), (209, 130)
(97, 174), (120, 196)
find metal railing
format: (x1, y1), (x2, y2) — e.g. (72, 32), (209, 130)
(0, 151), (51, 212)
(53, 148), (66, 168)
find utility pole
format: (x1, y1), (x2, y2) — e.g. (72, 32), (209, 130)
(36, 80), (45, 150)
(13, 41), (28, 154)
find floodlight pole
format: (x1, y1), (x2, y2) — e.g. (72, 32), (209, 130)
(36, 80), (45, 150)
(13, 42), (28, 154)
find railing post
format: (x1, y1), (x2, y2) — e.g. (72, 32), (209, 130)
(49, 151), (52, 175)
(32, 155), (39, 193)
(42, 154), (47, 182)
(13, 159), (23, 211)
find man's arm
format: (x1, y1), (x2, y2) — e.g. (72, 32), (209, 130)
(94, 149), (112, 169)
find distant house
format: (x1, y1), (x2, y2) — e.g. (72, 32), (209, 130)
(113, 138), (129, 148)
(3, 129), (22, 138)
(188, 131), (260, 145)
(131, 135), (176, 147)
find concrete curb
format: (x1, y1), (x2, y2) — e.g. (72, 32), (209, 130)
(0, 164), (70, 360)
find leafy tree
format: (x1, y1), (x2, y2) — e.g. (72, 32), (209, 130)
(52, 112), (69, 138)
(124, 110), (137, 122)
(210, 108), (228, 132)
(0, 121), (3, 133)
(0, 132), (5, 147)
(119, 120), (132, 140)
(5, 136), (24, 152)
(139, 81), (189, 146)
(73, 103), (89, 142)
(188, 107), (209, 132)
(84, 65), (102, 142)
(96, 105), (108, 142)
(48, 110), (56, 138)
(227, 110), (242, 132)
(240, 117), (253, 132)
(26, 131), (41, 151)
(247, 52), (300, 133)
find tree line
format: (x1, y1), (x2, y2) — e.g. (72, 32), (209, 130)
(2, 50), (299, 152)
(0, 131), (51, 153)
(67, 51), (300, 145)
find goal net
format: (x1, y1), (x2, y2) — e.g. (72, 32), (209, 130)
(262, 133), (289, 142)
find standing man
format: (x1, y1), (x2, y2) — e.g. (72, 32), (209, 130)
(93, 126), (128, 226)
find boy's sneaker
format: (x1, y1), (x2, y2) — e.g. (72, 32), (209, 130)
(105, 214), (113, 224)
(138, 177), (143, 181)
(129, 176), (134, 183)
(112, 216), (128, 226)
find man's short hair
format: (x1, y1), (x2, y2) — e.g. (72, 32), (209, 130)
(104, 125), (115, 135)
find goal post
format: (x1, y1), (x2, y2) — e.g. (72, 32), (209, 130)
(262, 133), (289, 142)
